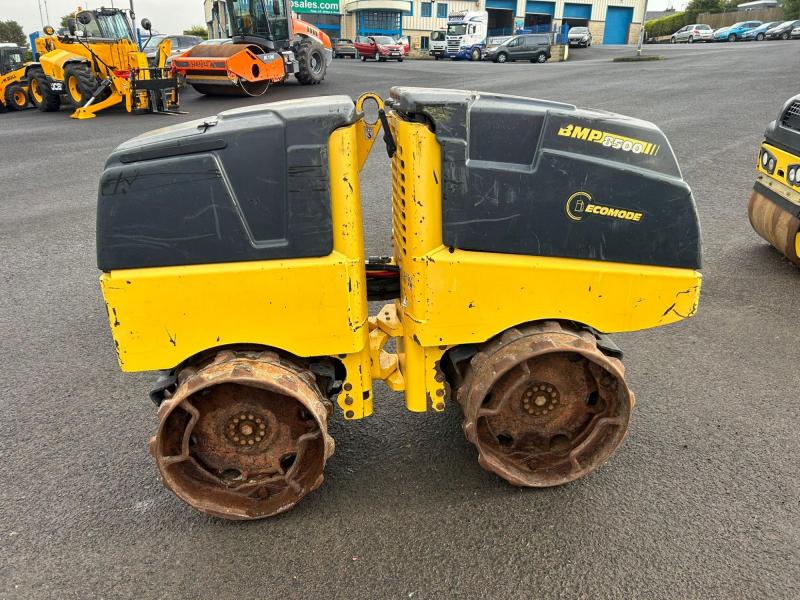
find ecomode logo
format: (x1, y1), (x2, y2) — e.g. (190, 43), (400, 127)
(565, 192), (643, 223)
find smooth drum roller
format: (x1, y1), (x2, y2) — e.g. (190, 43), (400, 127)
(457, 322), (634, 487)
(150, 350), (334, 519)
(748, 189), (800, 265)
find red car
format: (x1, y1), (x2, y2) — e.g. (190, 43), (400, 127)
(396, 35), (410, 56)
(355, 35), (405, 62)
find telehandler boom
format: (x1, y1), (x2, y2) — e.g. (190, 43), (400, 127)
(97, 89), (702, 519)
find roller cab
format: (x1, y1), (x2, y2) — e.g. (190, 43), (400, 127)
(749, 95), (800, 265)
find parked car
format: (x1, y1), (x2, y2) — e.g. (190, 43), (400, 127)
(354, 36), (405, 61)
(143, 34), (203, 66)
(430, 29), (446, 59)
(568, 27), (592, 47)
(670, 23), (713, 43)
(333, 38), (357, 58)
(713, 21), (761, 42)
(395, 35), (410, 56)
(485, 34), (551, 64)
(765, 20), (800, 40)
(792, 24), (800, 39)
(741, 21), (781, 41)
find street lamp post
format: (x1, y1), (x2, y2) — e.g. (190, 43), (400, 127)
(637, 0), (650, 56)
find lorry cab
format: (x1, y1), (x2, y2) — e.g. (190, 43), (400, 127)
(445, 10), (488, 60)
(429, 29), (446, 59)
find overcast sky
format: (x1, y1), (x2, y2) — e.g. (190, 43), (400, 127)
(4, 0), (207, 38)
(4, 0), (687, 40)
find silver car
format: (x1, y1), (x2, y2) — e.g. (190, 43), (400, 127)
(671, 23), (714, 43)
(568, 27), (592, 47)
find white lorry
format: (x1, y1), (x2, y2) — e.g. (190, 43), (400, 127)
(429, 29), (446, 59)
(445, 10), (488, 60)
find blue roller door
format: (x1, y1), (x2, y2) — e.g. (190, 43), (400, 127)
(486, 0), (516, 10)
(604, 6), (633, 44)
(526, 1), (555, 15)
(562, 3), (592, 19)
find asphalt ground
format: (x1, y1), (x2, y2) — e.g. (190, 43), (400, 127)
(1, 42), (798, 599)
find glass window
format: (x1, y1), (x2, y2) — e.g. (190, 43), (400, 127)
(447, 23), (467, 36)
(78, 16), (103, 38)
(142, 33), (167, 48)
(359, 11), (402, 34)
(421, 36), (429, 48)
(96, 12), (134, 40)
(228, 0), (271, 37)
(507, 37), (521, 47)
(436, 3), (448, 18)
(421, 2), (432, 17)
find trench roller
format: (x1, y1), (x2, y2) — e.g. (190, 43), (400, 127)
(97, 89), (701, 519)
(748, 94), (800, 265)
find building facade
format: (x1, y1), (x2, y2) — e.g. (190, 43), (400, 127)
(204, 0), (645, 49)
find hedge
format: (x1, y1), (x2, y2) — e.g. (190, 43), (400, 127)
(645, 12), (694, 38)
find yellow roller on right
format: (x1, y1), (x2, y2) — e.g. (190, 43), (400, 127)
(749, 94), (800, 265)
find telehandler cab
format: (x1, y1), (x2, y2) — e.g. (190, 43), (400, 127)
(0, 44), (30, 112)
(749, 94), (800, 265)
(172, 0), (332, 96)
(27, 5), (179, 119)
(98, 89), (702, 520)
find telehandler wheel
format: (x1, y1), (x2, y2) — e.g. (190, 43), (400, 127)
(150, 349), (335, 520)
(294, 40), (326, 85)
(28, 69), (61, 112)
(457, 321), (634, 487)
(4, 84), (28, 110)
(64, 63), (99, 106)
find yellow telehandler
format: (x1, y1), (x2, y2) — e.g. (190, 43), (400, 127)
(27, 5), (179, 119)
(97, 89), (702, 520)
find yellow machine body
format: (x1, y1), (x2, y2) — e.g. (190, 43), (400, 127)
(100, 92), (701, 421)
(371, 115), (700, 412)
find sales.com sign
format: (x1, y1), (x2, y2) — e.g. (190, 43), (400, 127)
(292, 0), (340, 14)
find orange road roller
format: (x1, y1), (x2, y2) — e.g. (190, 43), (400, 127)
(97, 88), (702, 519)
